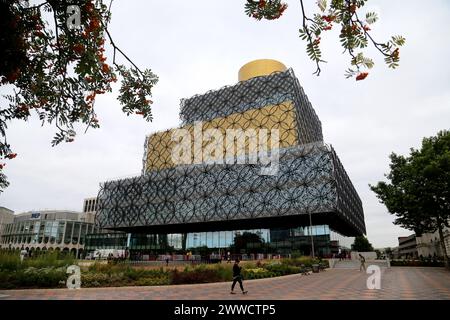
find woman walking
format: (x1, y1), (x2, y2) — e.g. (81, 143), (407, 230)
(230, 259), (248, 294)
(359, 254), (366, 271)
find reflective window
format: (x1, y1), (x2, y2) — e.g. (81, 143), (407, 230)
(79, 224), (87, 245)
(64, 222), (73, 245)
(72, 223), (80, 244)
(57, 222), (65, 244)
(32, 233), (38, 244)
(49, 221), (57, 244)
(39, 222), (45, 236)
(43, 221), (52, 244)
(33, 222), (40, 235)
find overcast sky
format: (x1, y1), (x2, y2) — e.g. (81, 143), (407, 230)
(1, 1), (449, 248)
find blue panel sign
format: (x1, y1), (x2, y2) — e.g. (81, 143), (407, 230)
(31, 212), (41, 219)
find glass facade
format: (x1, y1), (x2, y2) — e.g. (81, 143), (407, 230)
(86, 232), (128, 250)
(186, 229), (270, 249)
(85, 224), (353, 258)
(0, 218), (97, 250)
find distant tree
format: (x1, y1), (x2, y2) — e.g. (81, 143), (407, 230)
(374, 249), (381, 259)
(352, 236), (374, 252)
(191, 246), (210, 257)
(370, 130), (450, 269)
(230, 232), (265, 253)
(384, 247), (393, 259)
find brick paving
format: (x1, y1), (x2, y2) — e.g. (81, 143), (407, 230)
(0, 267), (449, 300)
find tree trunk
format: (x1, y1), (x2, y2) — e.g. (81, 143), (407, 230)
(437, 223), (449, 270)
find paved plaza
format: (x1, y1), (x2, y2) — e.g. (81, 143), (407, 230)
(0, 267), (449, 300)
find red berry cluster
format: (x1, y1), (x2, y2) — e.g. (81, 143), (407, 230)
(321, 15), (335, 31)
(356, 72), (369, 81)
(246, 0), (288, 21)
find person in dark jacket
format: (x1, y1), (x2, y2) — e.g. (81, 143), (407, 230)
(230, 259), (248, 294)
(359, 254), (366, 271)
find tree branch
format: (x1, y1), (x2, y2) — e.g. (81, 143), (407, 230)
(354, 12), (391, 57)
(103, 25), (144, 75)
(299, 0), (321, 76)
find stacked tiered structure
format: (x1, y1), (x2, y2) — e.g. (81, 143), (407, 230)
(94, 60), (365, 254)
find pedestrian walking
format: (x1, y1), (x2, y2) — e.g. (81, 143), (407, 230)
(165, 257), (169, 267)
(230, 259), (247, 294)
(359, 254), (366, 271)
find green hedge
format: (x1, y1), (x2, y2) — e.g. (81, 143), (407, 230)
(82, 264), (171, 287)
(170, 264), (232, 284)
(0, 251), (76, 289)
(280, 257), (328, 268)
(243, 267), (278, 279)
(0, 267), (67, 289)
(0, 251), (74, 271)
(81, 272), (170, 287)
(265, 263), (301, 275)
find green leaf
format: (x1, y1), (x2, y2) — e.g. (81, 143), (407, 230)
(365, 12), (378, 24)
(391, 35), (406, 46)
(344, 68), (359, 79)
(298, 28), (309, 40)
(352, 53), (374, 69)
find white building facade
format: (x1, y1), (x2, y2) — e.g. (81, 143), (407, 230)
(0, 207), (14, 248)
(416, 226), (450, 258)
(0, 210), (98, 258)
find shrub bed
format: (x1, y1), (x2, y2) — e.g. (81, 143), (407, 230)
(265, 263), (301, 276)
(0, 251), (74, 271)
(280, 257), (328, 268)
(0, 252), (329, 289)
(81, 264), (171, 287)
(243, 268), (276, 279)
(0, 267), (67, 289)
(0, 251), (75, 289)
(170, 264), (232, 284)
